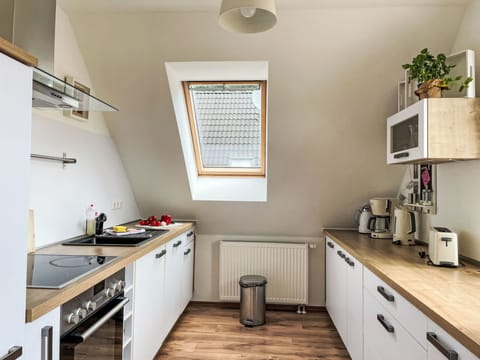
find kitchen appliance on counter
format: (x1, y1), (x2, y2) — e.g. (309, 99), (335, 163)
(368, 198), (395, 238)
(429, 227), (459, 267)
(60, 268), (127, 360)
(26, 254), (117, 289)
(393, 207), (416, 245)
(356, 205), (373, 234)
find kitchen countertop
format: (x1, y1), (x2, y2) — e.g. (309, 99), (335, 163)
(324, 229), (480, 358)
(26, 222), (194, 322)
(0, 36), (37, 66)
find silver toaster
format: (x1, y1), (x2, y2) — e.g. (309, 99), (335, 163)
(429, 227), (459, 267)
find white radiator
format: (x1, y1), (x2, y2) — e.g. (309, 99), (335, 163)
(219, 241), (308, 304)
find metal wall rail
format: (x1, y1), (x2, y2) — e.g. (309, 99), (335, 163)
(30, 152), (77, 168)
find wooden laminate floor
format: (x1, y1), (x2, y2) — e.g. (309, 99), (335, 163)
(155, 303), (350, 359)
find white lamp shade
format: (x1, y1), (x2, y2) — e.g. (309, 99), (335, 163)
(219, 0), (277, 33)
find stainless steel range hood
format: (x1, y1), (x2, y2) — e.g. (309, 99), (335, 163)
(0, 0), (117, 111)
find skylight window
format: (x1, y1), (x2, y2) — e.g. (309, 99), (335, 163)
(183, 81), (266, 176)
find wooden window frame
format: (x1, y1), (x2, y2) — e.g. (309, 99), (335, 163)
(182, 80), (267, 177)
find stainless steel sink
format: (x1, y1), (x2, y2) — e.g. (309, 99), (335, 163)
(62, 230), (169, 247)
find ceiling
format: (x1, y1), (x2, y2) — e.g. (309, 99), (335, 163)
(59, 0), (470, 13)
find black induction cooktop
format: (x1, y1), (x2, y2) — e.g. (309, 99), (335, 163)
(26, 254), (117, 289)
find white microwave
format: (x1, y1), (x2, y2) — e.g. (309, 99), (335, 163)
(387, 98), (480, 164)
(386, 99), (427, 164)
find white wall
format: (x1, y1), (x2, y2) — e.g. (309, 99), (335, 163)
(29, 6), (139, 248)
(410, 0), (480, 262)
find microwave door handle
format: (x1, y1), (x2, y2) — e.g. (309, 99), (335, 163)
(394, 151), (410, 159)
(74, 297), (129, 342)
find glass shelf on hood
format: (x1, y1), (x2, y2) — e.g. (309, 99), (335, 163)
(32, 67), (118, 111)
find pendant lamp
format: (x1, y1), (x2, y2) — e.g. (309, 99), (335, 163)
(218, 0), (277, 33)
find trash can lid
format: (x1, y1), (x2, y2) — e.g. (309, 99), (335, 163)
(239, 275), (267, 287)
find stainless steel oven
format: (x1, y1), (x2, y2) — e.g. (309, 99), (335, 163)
(60, 269), (127, 360)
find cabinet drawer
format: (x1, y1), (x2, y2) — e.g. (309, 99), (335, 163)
(364, 268), (427, 348)
(427, 320), (477, 360)
(364, 290), (426, 360)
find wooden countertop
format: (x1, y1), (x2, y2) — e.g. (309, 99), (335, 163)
(26, 222), (194, 322)
(0, 36), (37, 67)
(324, 229), (480, 358)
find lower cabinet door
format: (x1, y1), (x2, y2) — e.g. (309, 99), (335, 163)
(346, 253), (363, 360)
(24, 307), (60, 360)
(181, 237), (195, 311)
(427, 320), (477, 360)
(364, 290), (426, 360)
(133, 245), (167, 360)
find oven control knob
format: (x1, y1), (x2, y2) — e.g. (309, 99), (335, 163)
(75, 308), (87, 320)
(66, 313), (80, 325)
(105, 287), (116, 298)
(116, 280), (125, 291)
(83, 300), (97, 311)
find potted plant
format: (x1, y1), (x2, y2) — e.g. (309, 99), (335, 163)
(402, 48), (472, 99)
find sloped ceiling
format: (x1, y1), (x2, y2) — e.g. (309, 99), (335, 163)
(63, 1), (467, 235)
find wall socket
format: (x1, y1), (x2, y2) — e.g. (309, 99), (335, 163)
(111, 200), (123, 210)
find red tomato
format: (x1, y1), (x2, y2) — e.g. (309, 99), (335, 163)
(139, 220), (146, 225)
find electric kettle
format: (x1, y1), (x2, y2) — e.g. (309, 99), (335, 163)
(393, 207), (416, 245)
(356, 205), (373, 234)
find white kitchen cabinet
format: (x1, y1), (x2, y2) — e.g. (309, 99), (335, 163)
(325, 238), (347, 339)
(132, 243), (167, 360)
(364, 290), (426, 360)
(0, 52), (32, 358)
(364, 268), (427, 348)
(24, 307), (60, 360)
(427, 320), (478, 360)
(180, 230), (195, 311)
(132, 229), (195, 360)
(325, 237), (363, 360)
(165, 232), (187, 329)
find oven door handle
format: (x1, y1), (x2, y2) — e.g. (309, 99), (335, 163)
(75, 297), (129, 342)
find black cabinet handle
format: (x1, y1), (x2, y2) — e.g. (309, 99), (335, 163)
(184, 248), (191, 256)
(155, 249), (167, 258)
(173, 240), (182, 248)
(327, 242), (334, 248)
(337, 250), (345, 259)
(377, 314), (394, 333)
(345, 257), (354, 267)
(377, 286), (395, 302)
(41, 326), (53, 360)
(0, 347), (22, 360)
(427, 332), (458, 360)
(187, 231), (194, 237)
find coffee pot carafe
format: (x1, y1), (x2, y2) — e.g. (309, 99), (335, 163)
(368, 198), (395, 238)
